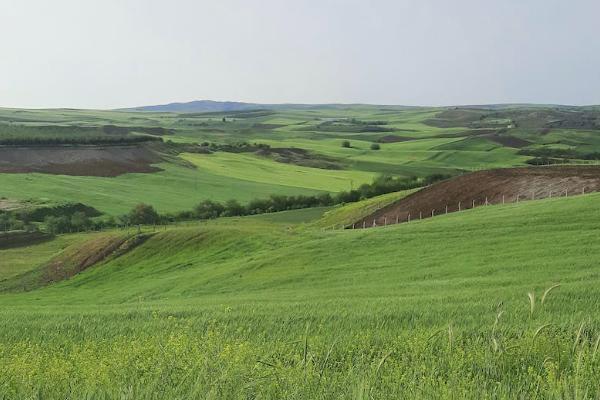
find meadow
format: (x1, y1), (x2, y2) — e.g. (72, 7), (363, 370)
(0, 105), (556, 215)
(2, 193), (600, 398)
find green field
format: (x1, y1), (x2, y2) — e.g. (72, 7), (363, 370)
(1, 105), (589, 216)
(2, 193), (600, 398)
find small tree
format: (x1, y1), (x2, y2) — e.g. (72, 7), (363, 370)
(194, 200), (225, 219)
(128, 203), (159, 225)
(341, 140), (351, 148)
(222, 199), (245, 217)
(71, 211), (91, 232)
(370, 143), (381, 150)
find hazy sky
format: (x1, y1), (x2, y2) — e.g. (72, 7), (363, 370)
(2, 0), (599, 109)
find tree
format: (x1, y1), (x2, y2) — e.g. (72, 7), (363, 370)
(341, 140), (351, 148)
(44, 215), (70, 234)
(194, 200), (224, 219)
(71, 211), (91, 231)
(370, 143), (381, 150)
(222, 199), (245, 217)
(128, 203), (159, 225)
(0, 213), (9, 231)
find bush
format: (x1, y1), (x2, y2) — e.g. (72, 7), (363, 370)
(128, 204), (160, 225)
(341, 140), (351, 148)
(370, 143), (381, 150)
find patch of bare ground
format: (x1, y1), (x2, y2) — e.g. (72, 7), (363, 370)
(484, 134), (532, 148)
(377, 135), (414, 143)
(0, 144), (163, 177)
(354, 166), (600, 228)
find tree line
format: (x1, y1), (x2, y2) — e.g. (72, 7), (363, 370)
(1, 174), (450, 234)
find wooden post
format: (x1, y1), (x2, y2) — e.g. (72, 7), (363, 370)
(445, 205), (448, 214)
(502, 195), (505, 204)
(472, 199), (475, 208)
(485, 196), (488, 206)
(363, 221), (366, 229)
(431, 209), (435, 217)
(419, 211), (422, 220)
(408, 213), (411, 222)
(373, 220), (376, 227)
(458, 201), (461, 211)
(565, 189), (568, 197)
(396, 216), (399, 224)
(384, 217), (387, 226)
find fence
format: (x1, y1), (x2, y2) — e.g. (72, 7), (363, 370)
(323, 185), (594, 231)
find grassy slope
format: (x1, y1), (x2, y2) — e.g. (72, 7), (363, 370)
(312, 189), (417, 228)
(0, 106), (532, 215)
(2, 194), (600, 397)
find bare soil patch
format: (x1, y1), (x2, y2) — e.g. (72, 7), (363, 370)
(354, 166), (600, 228)
(0, 145), (163, 177)
(484, 134), (532, 148)
(377, 135), (414, 143)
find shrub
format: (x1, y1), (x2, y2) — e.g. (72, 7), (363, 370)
(341, 140), (351, 148)
(370, 143), (381, 150)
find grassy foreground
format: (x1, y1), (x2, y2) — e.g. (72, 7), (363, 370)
(2, 194), (600, 398)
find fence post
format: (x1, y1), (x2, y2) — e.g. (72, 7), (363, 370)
(408, 213), (411, 222)
(384, 217), (387, 226)
(502, 195), (505, 204)
(445, 205), (448, 214)
(472, 199), (475, 208)
(396, 216), (399, 224)
(419, 211), (422, 220)
(458, 201), (461, 211)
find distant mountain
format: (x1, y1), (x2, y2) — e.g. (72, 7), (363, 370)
(125, 100), (264, 113)
(123, 100), (423, 113)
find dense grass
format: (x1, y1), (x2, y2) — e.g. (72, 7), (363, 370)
(2, 193), (600, 397)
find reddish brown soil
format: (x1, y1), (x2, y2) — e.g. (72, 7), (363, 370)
(354, 166), (600, 229)
(0, 145), (163, 177)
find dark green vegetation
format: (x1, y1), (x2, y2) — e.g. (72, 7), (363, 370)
(2, 192), (600, 397)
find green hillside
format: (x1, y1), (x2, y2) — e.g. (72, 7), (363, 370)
(2, 193), (600, 398)
(3, 105), (600, 216)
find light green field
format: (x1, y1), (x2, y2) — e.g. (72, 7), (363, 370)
(182, 152), (375, 192)
(2, 193), (600, 398)
(0, 106), (533, 215)
(0, 160), (334, 215)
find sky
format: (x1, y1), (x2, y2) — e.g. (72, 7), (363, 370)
(1, 0), (599, 109)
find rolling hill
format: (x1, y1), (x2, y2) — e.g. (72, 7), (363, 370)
(2, 191), (600, 397)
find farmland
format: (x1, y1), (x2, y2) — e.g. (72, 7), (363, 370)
(2, 192), (600, 397)
(4, 105), (596, 216)
(3, 104), (600, 398)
